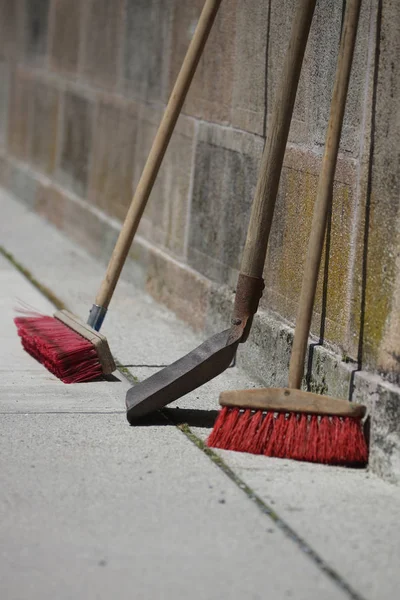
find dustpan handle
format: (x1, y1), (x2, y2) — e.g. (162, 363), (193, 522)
(93, 0), (222, 313)
(240, 0), (317, 278)
(288, 0), (361, 390)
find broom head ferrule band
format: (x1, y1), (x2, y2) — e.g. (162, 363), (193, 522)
(87, 304), (107, 331)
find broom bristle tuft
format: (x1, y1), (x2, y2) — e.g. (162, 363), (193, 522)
(14, 315), (103, 383)
(207, 405), (368, 467)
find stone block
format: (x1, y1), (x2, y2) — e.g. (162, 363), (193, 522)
(7, 69), (32, 161)
(146, 248), (211, 331)
(7, 159), (40, 208)
(266, 0), (309, 143)
(349, 0), (400, 378)
(134, 105), (195, 258)
(169, 0), (237, 124)
(34, 183), (108, 259)
(341, 0), (375, 155)
(188, 122), (263, 285)
(22, 0), (50, 66)
(49, 0), (81, 74)
(88, 97), (138, 222)
(231, 0), (269, 135)
(267, 0), (373, 152)
(81, 0), (124, 89)
(30, 78), (59, 175)
(262, 147), (357, 351)
(352, 371), (400, 485)
(123, 0), (171, 104)
(0, 61), (10, 148)
(35, 183), (66, 230)
(0, 0), (18, 60)
(57, 91), (93, 197)
(0, 152), (9, 188)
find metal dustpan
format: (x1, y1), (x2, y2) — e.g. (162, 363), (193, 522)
(126, 0), (317, 424)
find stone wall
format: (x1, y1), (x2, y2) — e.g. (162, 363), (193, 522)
(0, 0), (399, 482)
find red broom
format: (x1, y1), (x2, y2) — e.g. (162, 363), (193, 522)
(207, 392), (368, 467)
(207, 0), (368, 467)
(13, 0), (222, 383)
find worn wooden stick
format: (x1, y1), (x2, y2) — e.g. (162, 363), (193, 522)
(288, 0), (362, 389)
(89, 0), (222, 328)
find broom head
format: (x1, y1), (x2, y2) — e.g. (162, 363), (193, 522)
(14, 309), (116, 383)
(207, 387), (368, 467)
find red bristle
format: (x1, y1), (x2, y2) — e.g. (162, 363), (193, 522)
(207, 398), (368, 468)
(207, 408), (241, 449)
(316, 415), (333, 464)
(303, 415), (319, 463)
(350, 418), (369, 465)
(241, 410), (264, 453)
(280, 413), (298, 458)
(291, 413), (309, 461)
(247, 411), (275, 454)
(218, 408), (241, 448)
(333, 417), (368, 466)
(264, 413), (287, 457)
(230, 409), (253, 452)
(330, 415), (343, 460)
(14, 315), (103, 384)
(206, 406), (230, 447)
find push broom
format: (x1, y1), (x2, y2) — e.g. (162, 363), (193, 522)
(126, 0), (318, 422)
(207, 0), (368, 467)
(14, 0), (222, 383)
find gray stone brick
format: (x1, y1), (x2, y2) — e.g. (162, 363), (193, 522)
(81, 0), (124, 89)
(135, 106), (195, 258)
(7, 69), (33, 162)
(231, 0), (269, 135)
(0, 0), (18, 60)
(88, 98), (138, 221)
(123, 0), (171, 104)
(188, 123), (263, 285)
(169, 0), (237, 125)
(49, 0), (81, 74)
(8, 160), (40, 209)
(0, 61), (10, 148)
(57, 91), (93, 197)
(30, 79), (59, 175)
(23, 0), (50, 66)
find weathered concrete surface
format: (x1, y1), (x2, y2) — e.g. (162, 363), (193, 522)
(1, 222), (351, 600)
(1, 188), (400, 600)
(202, 450), (400, 600)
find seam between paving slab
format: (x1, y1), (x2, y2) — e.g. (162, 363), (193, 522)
(175, 423), (367, 600)
(2, 244), (367, 600)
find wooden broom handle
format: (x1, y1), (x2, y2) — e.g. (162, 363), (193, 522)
(95, 0), (222, 309)
(240, 0), (317, 278)
(288, 0), (361, 390)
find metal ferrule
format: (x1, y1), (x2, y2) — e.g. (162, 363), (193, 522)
(87, 304), (107, 331)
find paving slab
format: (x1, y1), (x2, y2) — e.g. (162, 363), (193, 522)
(0, 414), (348, 600)
(206, 450), (400, 600)
(1, 187), (399, 600)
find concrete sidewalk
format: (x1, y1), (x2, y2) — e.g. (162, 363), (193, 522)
(1, 189), (399, 600)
